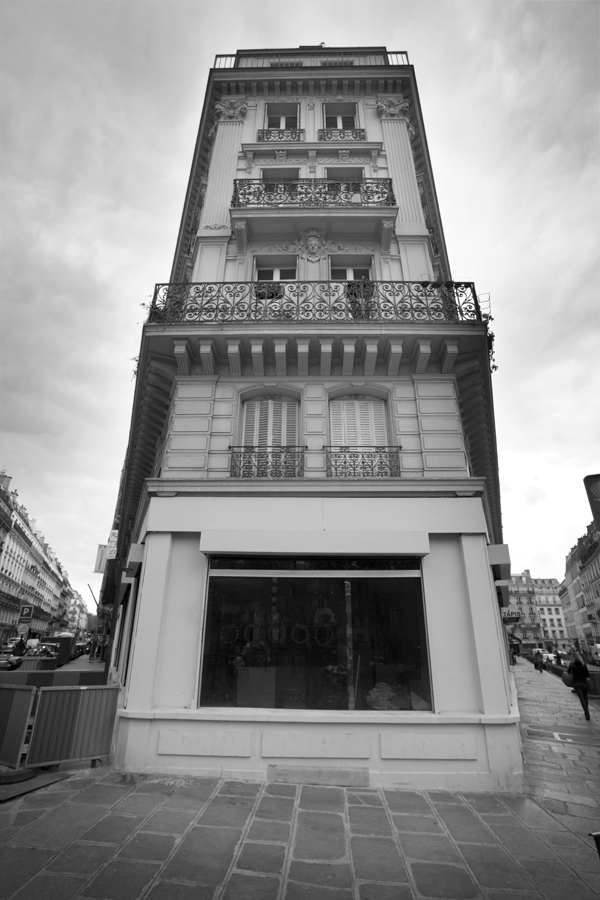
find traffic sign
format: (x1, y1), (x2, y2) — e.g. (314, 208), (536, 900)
(16, 624), (29, 635)
(19, 605), (33, 620)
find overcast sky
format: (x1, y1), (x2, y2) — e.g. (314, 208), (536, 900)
(1, 0), (598, 611)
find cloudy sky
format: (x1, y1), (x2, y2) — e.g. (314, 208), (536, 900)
(1, 0), (598, 611)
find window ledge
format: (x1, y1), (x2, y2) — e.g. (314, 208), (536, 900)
(118, 707), (520, 726)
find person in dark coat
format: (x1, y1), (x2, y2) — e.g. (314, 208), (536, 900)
(568, 653), (591, 720)
(13, 637), (26, 656)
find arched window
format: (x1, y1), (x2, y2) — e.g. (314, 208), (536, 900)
(329, 397), (387, 446)
(231, 397), (303, 478)
(243, 397), (298, 446)
(327, 397), (399, 477)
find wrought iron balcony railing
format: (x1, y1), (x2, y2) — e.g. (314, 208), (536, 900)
(256, 128), (305, 142)
(325, 446), (401, 478)
(230, 446), (306, 478)
(318, 128), (366, 141)
(149, 281), (481, 325)
(232, 178), (395, 208)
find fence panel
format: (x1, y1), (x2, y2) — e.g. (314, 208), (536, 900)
(26, 686), (119, 767)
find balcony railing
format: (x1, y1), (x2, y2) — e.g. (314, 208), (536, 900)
(256, 128), (305, 142)
(325, 446), (401, 478)
(318, 128), (366, 141)
(230, 446), (306, 478)
(149, 281), (481, 325)
(232, 178), (395, 208)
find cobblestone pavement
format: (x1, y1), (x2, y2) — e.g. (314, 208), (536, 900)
(0, 658), (598, 900)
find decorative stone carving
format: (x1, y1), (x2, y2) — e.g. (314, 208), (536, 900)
(275, 150), (287, 163)
(209, 97), (248, 137)
(308, 150), (317, 174)
(298, 230), (327, 261)
(254, 239), (376, 256)
(376, 95), (415, 136)
(338, 150), (350, 162)
(203, 224), (229, 230)
(245, 151), (254, 174)
(215, 97), (248, 121)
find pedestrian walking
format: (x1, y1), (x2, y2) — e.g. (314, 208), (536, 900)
(534, 649), (543, 672)
(568, 652), (591, 720)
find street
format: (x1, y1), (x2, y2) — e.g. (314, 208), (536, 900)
(0, 656), (598, 900)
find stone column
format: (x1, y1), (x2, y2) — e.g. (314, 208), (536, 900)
(199, 98), (248, 234)
(377, 96), (427, 237)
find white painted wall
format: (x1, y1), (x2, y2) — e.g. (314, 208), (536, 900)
(115, 493), (521, 791)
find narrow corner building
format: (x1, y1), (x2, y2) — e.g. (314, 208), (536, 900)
(107, 45), (518, 792)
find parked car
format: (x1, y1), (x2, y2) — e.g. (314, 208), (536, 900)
(0, 651), (23, 670)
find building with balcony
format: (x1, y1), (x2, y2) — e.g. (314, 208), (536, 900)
(505, 571), (566, 654)
(108, 46), (518, 791)
(0, 472), (74, 643)
(562, 523), (600, 658)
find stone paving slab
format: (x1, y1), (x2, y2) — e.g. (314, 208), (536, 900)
(0, 658), (598, 899)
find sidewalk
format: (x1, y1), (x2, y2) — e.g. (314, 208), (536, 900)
(0, 658), (598, 900)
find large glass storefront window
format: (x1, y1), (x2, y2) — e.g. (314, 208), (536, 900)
(199, 557), (432, 711)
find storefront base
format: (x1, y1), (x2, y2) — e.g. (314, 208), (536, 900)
(114, 708), (523, 794)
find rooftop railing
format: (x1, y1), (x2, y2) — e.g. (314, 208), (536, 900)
(148, 281), (481, 325)
(214, 52), (409, 69)
(232, 178), (395, 208)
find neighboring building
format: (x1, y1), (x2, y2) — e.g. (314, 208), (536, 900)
(66, 591), (88, 635)
(562, 523), (600, 658)
(0, 472), (75, 643)
(504, 570), (566, 653)
(106, 46), (519, 791)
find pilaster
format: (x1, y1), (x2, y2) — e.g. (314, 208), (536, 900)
(199, 99), (248, 234)
(377, 97), (427, 237)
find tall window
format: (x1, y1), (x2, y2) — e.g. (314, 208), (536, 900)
(254, 256), (297, 302)
(266, 103), (299, 130)
(324, 102), (357, 129)
(327, 398), (398, 478)
(330, 398), (387, 446)
(242, 397), (298, 447)
(232, 398), (303, 479)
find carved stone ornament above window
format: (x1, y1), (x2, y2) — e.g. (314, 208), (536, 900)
(254, 240), (375, 255)
(299, 230), (327, 261)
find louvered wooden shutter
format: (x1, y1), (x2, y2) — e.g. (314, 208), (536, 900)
(330, 399), (388, 445)
(243, 399), (298, 446)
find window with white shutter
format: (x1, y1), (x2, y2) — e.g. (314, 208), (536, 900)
(327, 398), (399, 477)
(243, 398), (298, 446)
(329, 398), (387, 445)
(232, 398), (303, 478)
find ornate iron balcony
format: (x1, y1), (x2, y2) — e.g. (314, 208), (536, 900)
(318, 128), (366, 141)
(256, 129), (305, 142)
(230, 446), (306, 478)
(232, 178), (395, 208)
(326, 446), (401, 478)
(149, 281), (481, 325)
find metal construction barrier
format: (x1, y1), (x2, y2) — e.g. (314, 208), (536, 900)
(0, 684), (118, 769)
